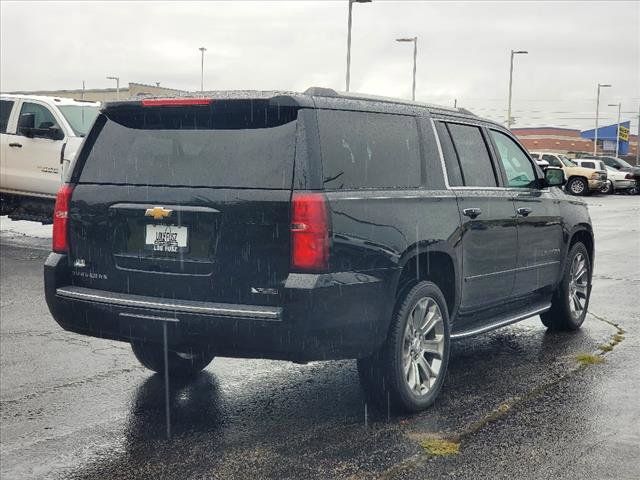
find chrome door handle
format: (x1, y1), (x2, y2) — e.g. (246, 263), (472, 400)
(463, 208), (482, 219)
(517, 207), (532, 217)
(9, 142), (22, 148)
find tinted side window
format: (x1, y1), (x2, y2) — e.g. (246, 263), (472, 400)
(489, 130), (537, 188)
(581, 161), (595, 169)
(18, 102), (60, 135)
(542, 154), (562, 167)
(435, 121), (463, 186)
(318, 110), (421, 190)
(0, 100), (14, 133)
(447, 123), (497, 187)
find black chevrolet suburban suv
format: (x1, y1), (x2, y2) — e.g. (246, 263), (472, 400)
(45, 89), (594, 412)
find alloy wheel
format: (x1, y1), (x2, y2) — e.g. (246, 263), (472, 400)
(569, 179), (585, 195)
(402, 296), (445, 396)
(568, 252), (589, 318)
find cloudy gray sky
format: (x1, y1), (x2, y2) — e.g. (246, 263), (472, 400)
(1, 1), (638, 131)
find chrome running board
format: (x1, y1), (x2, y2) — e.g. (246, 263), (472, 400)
(450, 303), (551, 340)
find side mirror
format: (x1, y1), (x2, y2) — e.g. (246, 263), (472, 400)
(544, 167), (565, 187)
(17, 113), (35, 136)
(44, 127), (65, 141)
(614, 165), (622, 170)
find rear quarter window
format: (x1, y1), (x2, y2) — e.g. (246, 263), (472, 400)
(317, 110), (421, 190)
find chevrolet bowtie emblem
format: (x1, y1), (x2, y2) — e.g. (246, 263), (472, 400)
(145, 206), (173, 220)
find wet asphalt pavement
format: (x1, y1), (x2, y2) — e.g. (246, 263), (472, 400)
(1, 195), (638, 479)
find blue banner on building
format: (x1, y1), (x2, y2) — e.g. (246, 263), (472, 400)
(581, 121), (631, 155)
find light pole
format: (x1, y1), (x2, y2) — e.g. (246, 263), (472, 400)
(345, 0), (371, 92)
(106, 76), (120, 100)
(608, 103), (622, 158)
(506, 50), (528, 129)
(199, 47), (207, 93)
(396, 37), (417, 101)
(594, 83), (611, 155)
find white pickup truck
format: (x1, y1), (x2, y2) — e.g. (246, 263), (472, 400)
(0, 94), (100, 222)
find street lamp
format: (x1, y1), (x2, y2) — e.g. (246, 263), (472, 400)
(345, 0), (371, 92)
(608, 102), (622, 158)
(594, 83), (612, 155)
(199, 47), (207, 93)
(106, 76), (120, 100)
(396, 37), (418, 101)
(506, 50), (528, 129)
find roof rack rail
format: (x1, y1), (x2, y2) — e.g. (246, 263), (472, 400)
(304, 87), (339, 97)
(457, 107), (477, 116)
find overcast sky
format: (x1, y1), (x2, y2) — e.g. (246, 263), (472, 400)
(1, 1), (638, 131)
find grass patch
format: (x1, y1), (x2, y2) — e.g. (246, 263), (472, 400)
(420, 438), (460, 456)
(576, 353), (604, 365)
(598, 344), (614, 352)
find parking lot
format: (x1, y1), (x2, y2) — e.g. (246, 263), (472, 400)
(0, 194), (638, 480)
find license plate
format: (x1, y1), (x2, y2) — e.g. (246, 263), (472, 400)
(145, 224), (188, 253)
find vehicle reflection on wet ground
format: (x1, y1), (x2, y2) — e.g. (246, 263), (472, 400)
(0, 195), (638, 479)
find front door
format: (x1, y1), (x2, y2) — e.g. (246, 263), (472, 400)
(488, 129), (563, 298)
(4, 100), (65, 196)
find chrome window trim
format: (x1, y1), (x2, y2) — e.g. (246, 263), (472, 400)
(430, 117), (451, 190)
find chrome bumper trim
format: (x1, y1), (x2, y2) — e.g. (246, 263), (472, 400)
(56, 286), (282, 321)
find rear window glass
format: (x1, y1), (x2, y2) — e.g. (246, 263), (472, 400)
(318, 110), (421, 190)
(77, 101), (298, 189)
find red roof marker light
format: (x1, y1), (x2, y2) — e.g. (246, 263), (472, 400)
(141, 98), (213, 107)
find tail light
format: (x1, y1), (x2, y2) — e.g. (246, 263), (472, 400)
(52, 184), (74, 253)
(291, 193), (329, 272)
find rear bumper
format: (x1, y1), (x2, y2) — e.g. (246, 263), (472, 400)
(588, 179), (605, 190)
(613, 179), (636, 190)
(45, 253), (394, 362)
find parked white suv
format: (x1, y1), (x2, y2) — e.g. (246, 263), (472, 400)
(0, 94), (100, 222)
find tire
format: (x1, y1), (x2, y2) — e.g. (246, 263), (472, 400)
(600, 180), (614, 195)
(131, 341), (215, 377)
(567, 177), (588, 196)
(357, 281), (451, 413)
(541, 242), (591, 331)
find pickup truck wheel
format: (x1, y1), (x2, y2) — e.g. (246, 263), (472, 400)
(357, 281), (450, 413)
(541, 242), (591, 331)
(567, 177), (588, 196)
(131, 341), (215, 377)
(600, 180), (614, 195)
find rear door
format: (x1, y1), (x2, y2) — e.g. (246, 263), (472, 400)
(68, 99), (301, 306)
(437, 121), (518, 315)
(0, 99), (17, 191)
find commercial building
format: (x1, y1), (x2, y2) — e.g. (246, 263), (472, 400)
(513, 124), (638, 161)
(8, 82), (185, 102)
